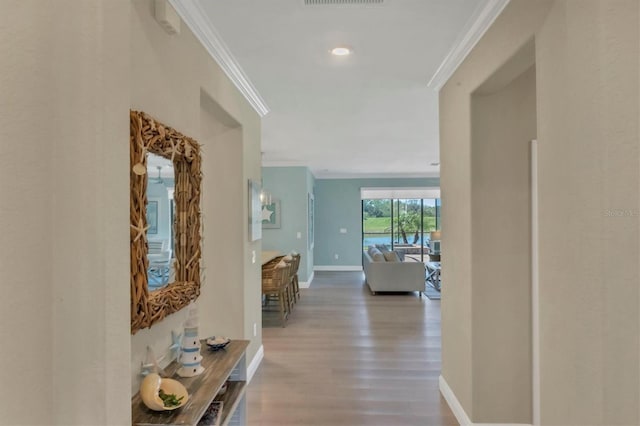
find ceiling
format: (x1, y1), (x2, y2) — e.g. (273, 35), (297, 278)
(196, 0), (492, 178)
(147, 153), (174, 178)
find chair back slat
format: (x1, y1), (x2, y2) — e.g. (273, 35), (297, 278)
(261, 263), (290, 292)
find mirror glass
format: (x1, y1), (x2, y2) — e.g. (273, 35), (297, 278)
(146, 153), (175, 290)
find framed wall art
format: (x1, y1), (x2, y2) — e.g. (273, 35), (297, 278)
(262, 199), (281, 229)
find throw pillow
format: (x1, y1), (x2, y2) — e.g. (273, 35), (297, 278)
(371, 251), (386, 262)
(368, 247), (385, 262)
(369, 248), (385, 262)
(376, 244), (391, 253)
(383, 251), (400, 262)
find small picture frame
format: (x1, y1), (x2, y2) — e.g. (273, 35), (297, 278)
(262, 199), (281, 229)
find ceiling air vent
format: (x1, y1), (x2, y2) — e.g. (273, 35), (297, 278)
(304, 0), (384, 5)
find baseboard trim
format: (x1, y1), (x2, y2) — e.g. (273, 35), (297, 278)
(299, 271), (314, 288)
(440, 375), (472, 425)
(314, 265), (363, 271)
(247, 344), (263, 383)
(439, 375), (532, 426)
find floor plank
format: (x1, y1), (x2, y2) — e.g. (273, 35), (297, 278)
(247, 271), (458, 426)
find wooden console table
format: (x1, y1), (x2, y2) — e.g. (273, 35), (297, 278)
(132, 340), (249, 426)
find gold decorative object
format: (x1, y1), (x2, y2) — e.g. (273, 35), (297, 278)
(130, 110), (202, 334)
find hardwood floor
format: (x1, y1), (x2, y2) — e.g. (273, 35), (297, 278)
(247, 271), (457, 426)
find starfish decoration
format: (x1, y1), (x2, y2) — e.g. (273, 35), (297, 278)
(130, 217), (149, 242)
(261, 206), (273, 222)
(168, 138), (180, 163)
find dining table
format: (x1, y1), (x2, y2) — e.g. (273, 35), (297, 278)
(261, 250), (281, 265)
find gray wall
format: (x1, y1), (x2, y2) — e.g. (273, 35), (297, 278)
(314, 177), (439, 267)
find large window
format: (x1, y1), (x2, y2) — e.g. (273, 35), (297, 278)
(362, 196), (440, 263)
(362, 199), (393, 248)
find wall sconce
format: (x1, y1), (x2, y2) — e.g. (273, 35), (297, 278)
(259, 152), (271, 206)
(260, 185), (272, 206)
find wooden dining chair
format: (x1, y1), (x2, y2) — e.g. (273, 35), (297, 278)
(261, 262), (291, 327)
(287, 253), (301, 302)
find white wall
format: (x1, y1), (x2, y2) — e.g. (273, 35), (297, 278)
(0, 1), (56, 423)
(0, 0), (132, 424)
(440, 2), (554, 416)
(470, 64), (536, 423)
(0, 1), (262, 424)
(129, 0), (263, 396)
(440, 0), (639, 424)
(535, 1), (639, 423)
(199, 91), (248, 348)
(50, 1), (132, 423)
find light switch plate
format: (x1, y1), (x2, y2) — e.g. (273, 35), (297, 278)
(340, 228), (347, 234)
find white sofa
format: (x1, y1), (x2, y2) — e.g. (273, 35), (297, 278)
(362, 246), (425, 294)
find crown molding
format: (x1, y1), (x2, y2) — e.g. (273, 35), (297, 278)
(427, 0), (511, 92)
(168, 0), (270, 117)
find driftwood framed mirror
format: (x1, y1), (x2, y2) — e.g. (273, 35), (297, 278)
(130, 110), (202, 334)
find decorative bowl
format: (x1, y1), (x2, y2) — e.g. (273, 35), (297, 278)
(206, 336), (231, 350)
(140, 373), (189, 411)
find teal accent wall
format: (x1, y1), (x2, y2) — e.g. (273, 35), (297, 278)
(315, 177), (440, 267)
(262, 167), (315, 282)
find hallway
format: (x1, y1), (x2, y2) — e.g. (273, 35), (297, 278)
(247, 271), (457, 425)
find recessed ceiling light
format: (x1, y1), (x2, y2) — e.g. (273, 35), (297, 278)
(331, 47), (352, 56)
